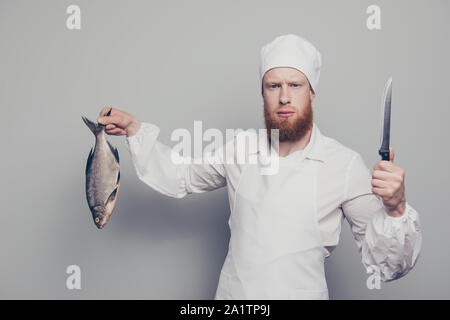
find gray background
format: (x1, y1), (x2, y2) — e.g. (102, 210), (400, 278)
(1, 0), (449, 299)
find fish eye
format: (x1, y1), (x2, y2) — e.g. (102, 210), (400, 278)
(95, 217), (100, 223)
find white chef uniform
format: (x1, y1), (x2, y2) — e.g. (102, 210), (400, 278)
(124, 121), (422, 299)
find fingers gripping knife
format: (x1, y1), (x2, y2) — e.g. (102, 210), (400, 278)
(379, 77), (392, 161)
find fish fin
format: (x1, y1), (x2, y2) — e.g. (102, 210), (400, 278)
(85, 147), (94, 175)
(117, 171), (120, 184)
(107, 141), (120, 163)
(105, 186), (119, 207)
(82, 116), (103, 135)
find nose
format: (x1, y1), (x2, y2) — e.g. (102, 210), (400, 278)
(279, 85), (291, 105)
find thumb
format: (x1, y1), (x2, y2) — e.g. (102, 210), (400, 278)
(98, 115), (122, 126)
(97, 117), (108, 124)
(389, 147), (395, 163)
(98, 116), (115, 124)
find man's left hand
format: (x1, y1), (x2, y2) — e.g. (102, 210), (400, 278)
(371, 147), (406, 217)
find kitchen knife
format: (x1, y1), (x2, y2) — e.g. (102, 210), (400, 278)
(378, 77), (392, 161)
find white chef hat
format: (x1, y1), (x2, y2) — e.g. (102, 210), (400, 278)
(259, 34), (322, 93)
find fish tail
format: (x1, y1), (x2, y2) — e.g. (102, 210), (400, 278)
(82, 116), (104, 135)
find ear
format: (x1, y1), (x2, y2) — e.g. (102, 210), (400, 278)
(309, 88), (315, 100)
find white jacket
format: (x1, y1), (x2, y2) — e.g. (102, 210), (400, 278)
(125, 121), (422, 299)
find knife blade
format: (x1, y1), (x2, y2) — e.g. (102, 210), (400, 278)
(378, 77), (392, 161)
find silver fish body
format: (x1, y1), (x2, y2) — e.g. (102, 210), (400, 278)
(82, 116), (120, 229)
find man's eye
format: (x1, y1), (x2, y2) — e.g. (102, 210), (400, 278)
(291, 84), (301, 87)
(270, 84), (279, 88)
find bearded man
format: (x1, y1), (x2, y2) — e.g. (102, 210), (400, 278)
(98, 34), (422, 300)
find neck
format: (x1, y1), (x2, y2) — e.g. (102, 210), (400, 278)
(277, 126), (313, 157)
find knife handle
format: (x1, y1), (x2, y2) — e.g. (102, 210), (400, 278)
(379, 149), (390, 161)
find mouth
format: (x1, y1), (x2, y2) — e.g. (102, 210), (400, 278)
(277, 110), (295, 118)
(95, 221), (104, 229)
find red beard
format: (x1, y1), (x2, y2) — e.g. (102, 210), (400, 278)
(264, 99), (313, 142)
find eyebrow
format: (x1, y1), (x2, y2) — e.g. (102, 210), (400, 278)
(264, 79), (305, 84)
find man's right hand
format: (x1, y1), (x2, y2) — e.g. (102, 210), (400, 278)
(97, 107), (141, 137)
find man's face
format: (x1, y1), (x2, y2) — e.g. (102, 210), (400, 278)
(262, 67), (315, 142)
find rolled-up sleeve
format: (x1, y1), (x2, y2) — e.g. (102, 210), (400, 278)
(125, 122), (227, 198)
(341, 153), (422, 281)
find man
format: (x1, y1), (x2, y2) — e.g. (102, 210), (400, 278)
(97, 34), (422, 299)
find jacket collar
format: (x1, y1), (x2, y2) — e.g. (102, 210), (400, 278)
(301, 122), (327, 163)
